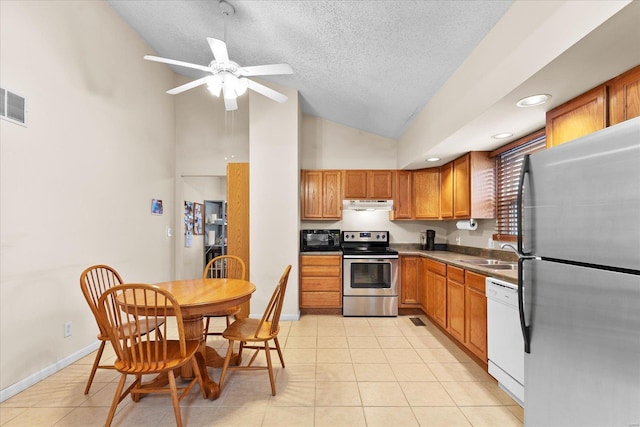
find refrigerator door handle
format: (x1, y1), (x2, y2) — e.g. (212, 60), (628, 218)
(517, 154), (531, 256)
(518, 257), (532, 354)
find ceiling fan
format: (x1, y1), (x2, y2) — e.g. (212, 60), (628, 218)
(144, 4), (293, 112)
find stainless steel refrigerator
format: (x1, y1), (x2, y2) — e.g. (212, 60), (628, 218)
(507, 117), (640, 426)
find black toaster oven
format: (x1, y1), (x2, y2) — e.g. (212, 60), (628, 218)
(300, 229), (341, 252)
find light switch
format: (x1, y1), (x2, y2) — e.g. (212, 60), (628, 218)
(167, 227), (172, 237)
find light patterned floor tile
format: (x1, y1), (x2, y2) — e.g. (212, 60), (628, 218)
(391, 363), (437, 382)
(353, 363), (396, 382)
(377, 336), (412, 349)
(383, 348), (424, 364)
(399, 382), (456, 406)
(347, 336), (380, 348)
(412, 406), (472, 426)
(349, 348), (387, 364)
(262, 406), (315, 427)
(314, 406), (366, 427)
(269, 381), (315, 407)
(284, 336), (317, 349)
(459, 406), (523, 427)
(317, 326), (346, 337)
(440, 381), (505, 406)
(2, 407), (73, 427)
(316, 348), (351, 363)
(363, 406), (419, 427)
(315, 363), (356, 382)
(317, 336), (348, 348)
(358, 382), (408, 406)
(314, 382), (361, 406)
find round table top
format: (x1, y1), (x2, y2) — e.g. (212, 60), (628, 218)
(152, 278), (256, 316)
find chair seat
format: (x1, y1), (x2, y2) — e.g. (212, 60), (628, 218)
(205, 306), (240, 318)
(222, 318), (278, 342)
(115, 340), (201, 374)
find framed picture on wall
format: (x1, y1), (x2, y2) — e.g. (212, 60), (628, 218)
(184, 201), (193, 235)
(193, 203), (203, 235)
(151, 198), (163, 215)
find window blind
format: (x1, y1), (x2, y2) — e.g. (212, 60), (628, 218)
(493, 132), (546, 241)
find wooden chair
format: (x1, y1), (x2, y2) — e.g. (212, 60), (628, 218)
(202, 255), (245, 337)
(79, 265), (164, 394)
(219, 265), (292, 396)
(97, 283), (206, 427)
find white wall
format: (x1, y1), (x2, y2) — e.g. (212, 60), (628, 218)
(249, 82), (301, 320)
(0, 1), (175, 396)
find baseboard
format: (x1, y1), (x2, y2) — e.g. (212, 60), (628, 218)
(0, 341), (100, 403)
(248, 312), (300, 321)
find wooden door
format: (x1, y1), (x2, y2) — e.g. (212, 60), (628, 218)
(453, 154), (470, 218)
(394, 170), (412, 219)
(432, 272), (447, 329)
(322, 170), (342, 219)
(227, 163), (250, 317)
(465, 271), (487, 361)
(368, 170), (394, 199)
(413, 168), (440, 219)
(439, 162), (453, 219)
(419, 257), (429, 310)
(343, 170), (368, 199)
(446, 266), (465, 342)
(546, 85), (607, 148)
(301, 170), (323, 219)
(610, 64), (640, 125)
(400, 256), (420, 306)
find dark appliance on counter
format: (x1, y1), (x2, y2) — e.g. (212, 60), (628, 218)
(420, 229), (436, 250)
(300, 229), (341, 252)
(341, 231), (398, 317)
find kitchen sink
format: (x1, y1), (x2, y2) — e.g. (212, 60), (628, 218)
(456, 258), (505, 265)
(477, 263), (518, 270)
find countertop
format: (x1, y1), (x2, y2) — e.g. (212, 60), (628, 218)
(394, 248), (518, 284)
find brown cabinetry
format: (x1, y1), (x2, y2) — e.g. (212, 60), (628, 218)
(300, 255), (342, 308)
(610, 64), (640, 126)
(400, 256), (420, 307)
(301, 170), (342, 220)
(465, 271), (487, 361)
(446, 265), (466, 342)
(393, 170), (413, 219)
(546, 85), (608, 148)
(343, 170), (394, 199)
(413, 168), (440, 219)
(440, 152), (495, 220)
(424, 259), (447, 329)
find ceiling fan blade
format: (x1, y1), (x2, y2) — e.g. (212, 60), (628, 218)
(244, 79), (288, 103)
(166, 77), (209, 95)
(222, 86), (238, 111)
(239, 64), (293, 77)
(207, 37), (229, 64)
(144, 55), (210, 73)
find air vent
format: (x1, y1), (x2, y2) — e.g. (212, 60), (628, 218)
(0, 88), (27, 126)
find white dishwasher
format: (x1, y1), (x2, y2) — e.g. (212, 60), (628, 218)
(486, 277), (524, 406)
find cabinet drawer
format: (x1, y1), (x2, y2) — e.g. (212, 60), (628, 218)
(426, 259), (447, 276)
(300, 277), (342, 292)
(466, 271), (486, 292)
(301, 265), (341, 277)
(447, 265), (465, 283)
(300, 291), (341, 307)
(300, 255), (342, 266)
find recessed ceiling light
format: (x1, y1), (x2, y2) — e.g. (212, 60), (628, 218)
(426, 157), (440, 162)
(516, 94), (551, 107)
(492, 132), (513, 140)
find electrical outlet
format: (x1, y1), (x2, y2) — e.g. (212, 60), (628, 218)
(455, 236), (461, 245)
(64, 321), (72, 338)
(167, 227), (173, 237)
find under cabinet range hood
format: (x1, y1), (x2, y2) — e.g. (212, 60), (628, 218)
(343, 199), (394, 211)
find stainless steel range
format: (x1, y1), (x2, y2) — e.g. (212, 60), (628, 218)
(341, 231), (399, 317)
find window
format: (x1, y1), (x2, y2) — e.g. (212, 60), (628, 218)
(491, 129), (547, 241)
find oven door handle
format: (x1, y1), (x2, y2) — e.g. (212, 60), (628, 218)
(343, 255), (399, 260)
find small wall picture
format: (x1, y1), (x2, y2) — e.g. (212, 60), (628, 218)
(184, 201), (193, 235)
(151, 199), (163, 215)
(193, 203), (203, 235)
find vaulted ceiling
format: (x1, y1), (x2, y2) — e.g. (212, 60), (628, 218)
(108, 0), (640, 168)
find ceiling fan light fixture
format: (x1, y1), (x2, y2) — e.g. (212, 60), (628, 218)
(516, 94), (551, 107)
(206, 75), (223, 97)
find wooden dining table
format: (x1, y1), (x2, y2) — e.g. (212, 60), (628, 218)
(133, 278), (255, 400)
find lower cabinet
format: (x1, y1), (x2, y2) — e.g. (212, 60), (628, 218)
(465, 271), (488, 361)
(300, 255), (342, 308)
(425, 259), (447, 329)
(446, 265), (465, 343)
(400, 256), (421, 307)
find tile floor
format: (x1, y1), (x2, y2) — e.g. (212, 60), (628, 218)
(1, 314), (523, 426)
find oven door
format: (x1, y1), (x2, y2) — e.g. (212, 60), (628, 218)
(343, 255), (398, 297)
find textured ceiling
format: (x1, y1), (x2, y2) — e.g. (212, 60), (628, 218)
(107, 0), (512, 140)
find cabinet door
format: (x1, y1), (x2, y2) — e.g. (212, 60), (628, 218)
(446, 266), (465, 342)
(301, 170), (323, 219)
(368, 170), (394, 199)
(394, 170), (412, 219)
(453, 154), (470, 218)
(413, 168), (440, 219)
(400, 256), (420, 306)
(432, 272), (447, 329)
(419, 258), (429, 310)
(610, 64), (640, 125)
(439, 162), (453, 219)
(322, 170), (342, 219)
(343, 170), (368, 199)
(546, 85), (607, 148)
(465, 271), (487, 360)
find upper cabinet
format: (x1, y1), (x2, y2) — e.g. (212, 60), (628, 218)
(413, 168), (440, 220)
(546, 85), (608, 148)
(393, 170), (413, 220)
(301, 170), (342, 220)
(440, 152), (495, 220)
(609, 64), (640, 126)
(343, 170), (394, 199)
